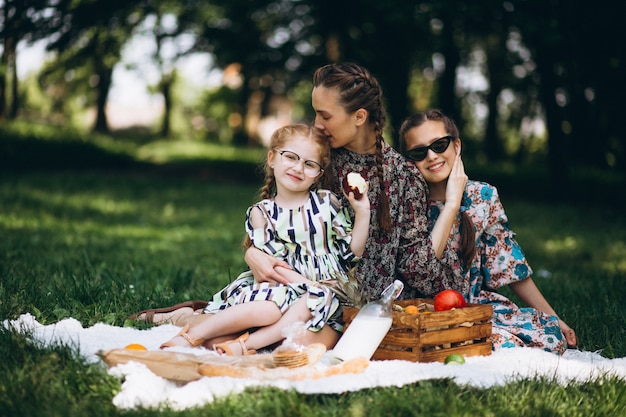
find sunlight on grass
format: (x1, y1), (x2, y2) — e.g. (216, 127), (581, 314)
(543, 235), (626, 273)
(544, 236), (578, 252)
(603, 241), (626, 273)
(136, 140), (267, 164)
(2, 172), (625, 417)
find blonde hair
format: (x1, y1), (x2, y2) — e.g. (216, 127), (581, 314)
(259, 124), (330, 199)
(243, 124), (330, 248)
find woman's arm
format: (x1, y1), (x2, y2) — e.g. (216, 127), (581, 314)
(274, 266), (316, 285)
(430, 152), (467, 258)
(509, 278), (577, 347)
(243, 247), (292, 284)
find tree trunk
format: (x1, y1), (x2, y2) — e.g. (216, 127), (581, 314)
(9, 45), (19, 119)
(93, 66), (112, 134)
(0, 54), (6, 119)
(483, 34), (506, 162)
(0, 35), (12, 119)
(159, 72), (174, 138)
(437, 12), (462, 126)
(372, 55), (410, 148)
(535, 49), (568, 200)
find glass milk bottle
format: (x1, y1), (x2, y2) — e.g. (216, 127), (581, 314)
(331, 279), (404, 362)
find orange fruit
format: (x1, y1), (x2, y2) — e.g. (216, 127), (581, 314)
(404, 305), (419, 314)
(124, 343), (147, 351)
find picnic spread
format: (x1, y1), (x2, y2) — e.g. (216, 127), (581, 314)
(4, 313), (626, 411)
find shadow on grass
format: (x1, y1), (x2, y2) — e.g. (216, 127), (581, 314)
(0, 133), (264, 184)
(1, 130), (624, 205)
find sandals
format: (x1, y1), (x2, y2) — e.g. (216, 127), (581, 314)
(213, 332), (257, 356)
(159, 324), (207, 349)
(129, 300), (209, 322)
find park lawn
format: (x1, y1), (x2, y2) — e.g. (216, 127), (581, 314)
(1, 170), (625, 417)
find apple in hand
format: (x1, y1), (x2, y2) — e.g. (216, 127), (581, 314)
(433, 289), (467, 311)
(342, 172), (367, 200)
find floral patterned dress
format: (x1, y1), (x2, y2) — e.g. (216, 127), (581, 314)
(204, 189), (357, 332)
(327, 144), (464, 302)
(428, 180), (566, 354)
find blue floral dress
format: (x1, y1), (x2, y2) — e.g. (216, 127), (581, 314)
(204, 189), (358, 332)
(428, 180), (566, 354)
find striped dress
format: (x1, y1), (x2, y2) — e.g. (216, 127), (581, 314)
(204, 189), (358, 332)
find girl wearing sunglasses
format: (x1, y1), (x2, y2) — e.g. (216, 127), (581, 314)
(399, 109), (577, 354)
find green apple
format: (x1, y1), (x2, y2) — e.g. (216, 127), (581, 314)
(444, 353), (466, 365)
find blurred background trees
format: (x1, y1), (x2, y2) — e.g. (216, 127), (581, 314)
(1, 0), (624, 192)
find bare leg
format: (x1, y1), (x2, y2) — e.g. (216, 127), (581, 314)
(226, 298), (340, 354)
(297, 324), (341, 349)
(185, 313), (243, 346)
(161, 301), (281, 348)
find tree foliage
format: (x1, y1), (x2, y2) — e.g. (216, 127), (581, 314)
(2, 0), (625, 180)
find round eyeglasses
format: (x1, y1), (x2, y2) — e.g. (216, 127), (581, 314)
(278, 150), (324, 177)
(404, 136), (454, 162)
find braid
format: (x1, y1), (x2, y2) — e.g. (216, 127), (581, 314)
(314, 62), (391, 233)
(364, 69), (391, 233)
(459, 211), (476, 269)
(259, 175), (275, 200)
(374, 130), (391, 233)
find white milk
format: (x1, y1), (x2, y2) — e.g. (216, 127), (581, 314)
(331, 315), (392, 362)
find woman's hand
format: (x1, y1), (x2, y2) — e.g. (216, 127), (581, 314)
(509, 278), (578, 348)
(244, 247), (292, 284)
(445, 150), (468, 210)
(559, 319), (578, 348)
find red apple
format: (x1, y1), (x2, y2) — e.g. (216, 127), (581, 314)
(342, 172), (366, 200)
(433, 289), (467, 311)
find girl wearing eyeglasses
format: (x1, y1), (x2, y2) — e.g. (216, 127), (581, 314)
(399, 109), (577, 354)
(158, 124), (371, 353)
(138, 64), (464, 352)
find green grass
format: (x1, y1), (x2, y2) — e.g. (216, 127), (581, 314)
(0, 120), (267, 182)
(1, 170), (625, 416)
(1, 120), (626, 417)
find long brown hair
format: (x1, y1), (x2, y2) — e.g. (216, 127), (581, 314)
(399, 109), (476, 269)
(313, 62), (391, 233)
(243, 124), (330, 249)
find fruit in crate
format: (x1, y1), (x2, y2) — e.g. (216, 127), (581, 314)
(433, 289), (467, 311)
(342, 172), (367, 200)
(404, 305), (419, 314)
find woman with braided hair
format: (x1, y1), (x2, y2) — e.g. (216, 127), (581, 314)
(135, 63), (463, 351)
(244, 62), (464, 347)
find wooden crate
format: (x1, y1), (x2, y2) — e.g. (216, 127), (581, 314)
(342, 298), (492, 363)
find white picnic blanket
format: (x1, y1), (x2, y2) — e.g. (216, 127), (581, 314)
(4, 313), (626, 411)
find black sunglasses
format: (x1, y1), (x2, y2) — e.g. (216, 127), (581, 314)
(405, 136), (454, 161)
